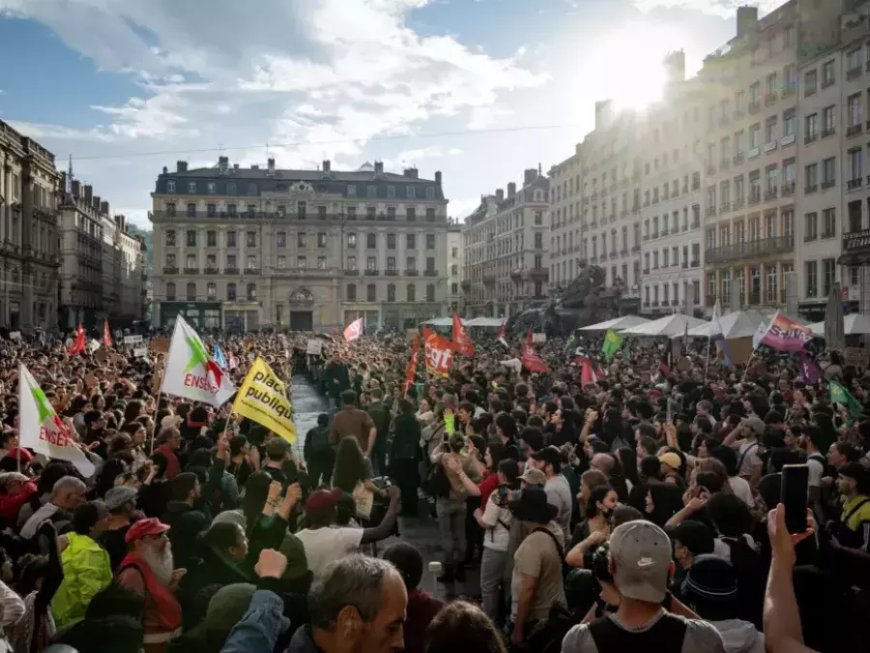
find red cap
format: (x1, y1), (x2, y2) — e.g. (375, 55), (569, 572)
(5, 448), (33, 464)
(125, 517), (170, 543)
(305, 488), (343, 513)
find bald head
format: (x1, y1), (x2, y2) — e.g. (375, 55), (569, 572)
(590, 453), (615, 475)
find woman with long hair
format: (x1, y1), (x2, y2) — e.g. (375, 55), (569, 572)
(333, 437), (382, 521)
(566, 485), (618, 569)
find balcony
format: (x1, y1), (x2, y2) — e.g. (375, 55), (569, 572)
(671, 299), (680, 306)
(720, 202), (731, 212)
(705, 205), (717, 218)
(364, 269), (380, 276)
(848, 66), (863, 80)
(652, 231), (659, 240)
(847, 123), (864, 137)
(843, 228), (870, 254)
(385, 269), (398, 276)
(511, 268), (523, 279)
(763, 141), (777, 153)
(204, 267), (220, 275)
(748, 147), (760, 159)
(344, 269), (359, 276)
(764, 188), (778, 201)
(821, 128), (835, 138)
(244, 268), (261, 275)
(643, 268), (650, 274)
(748, 190), (761, 205)
(749, 100), (761, 114)
(782, 182), (795, 196)
(821, 180), (836, 190)
(848, 178), (863, 191)
(530, 267), (549, 279)
(163, 266), (178, 274)
(632, 244), (641, 252)
(748, 291), (762, 305)
(661, 228), (669, 236)
(805, 134), (817, 144)
(406, 269), (419, 276)
(183, 267), (199, 275)
(733, 198), (745, 210)
(483, 273), (496, 284)
(681, 261), (688, 268)
(690, 260), (699, 267)
(424, 269), (438, 277)
(733, 154), (745, 165)
(705, 235), (794, 264)
(806, 183), (818, 193)
(781, 134), (795, 146)
(224, 267), (239, 275)
(764, 92), (777, 106)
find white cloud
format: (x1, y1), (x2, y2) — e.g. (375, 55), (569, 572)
(630, 0), (782, 18)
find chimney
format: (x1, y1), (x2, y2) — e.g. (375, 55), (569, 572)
(267, 158), (275, 174)
(403, 167), (418, 179)
(434, 170), (442, 186)
(374, 161), (384, 175)
(84, 185), (93, 203)
(72, 180), (81, 199)
(93, 196), (101, 211)
(495, 188), (505, 202)
(736, 6), (758, 38)
(323, 160), (331, 173)
(595, 100), (615, 130)
(523, 168), (537, 185)
(218, 156), (229, 174)
(100, 201), (110, 215)
(162, 166), (168, 174)
(664, 50), (686, 84)
(251, 164), (259, 169)
(176, 160), (188, 172)
(507, 182), (517, 199)
(115, 214), (126, 231)
(233, 163), (240, 170)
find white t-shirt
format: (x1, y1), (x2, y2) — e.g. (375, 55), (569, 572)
(480, 494), (511, 552)
(728, 476), (754, 507)
(736, 440), (762, 478)
(545, 475), (573, 546)
(296, 526), (364, 575)
(806, 455), (825, 489)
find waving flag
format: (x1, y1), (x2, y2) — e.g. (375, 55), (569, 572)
(102, 320), (112, 348)
(758, 311), (812, 352)
(752, 320), (768, 350)
(521, 328), (551, 373)
(233, 357), (296, 443)
(404, 336), (420, 392)
(575, 355), (604, 387)
(68, 324), (86, 356)
(602, 329), (623, 361)
(830, 381), (864, 418)
(496, 320), (508, 347)
(162, 315), (236, 407)
(18, 364), (95, 477)
(344, 317), (364, 343)
(423, 328), (454, 378)
(213, 343), (229, 370)
(451, 314), (474, 356)
(799, 353), (823, 385)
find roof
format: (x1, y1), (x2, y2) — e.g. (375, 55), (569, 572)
(161, 167), (435, 183)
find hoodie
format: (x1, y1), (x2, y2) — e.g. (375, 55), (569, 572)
(711, 618), (764, 653)
(287, 625), (321, 653)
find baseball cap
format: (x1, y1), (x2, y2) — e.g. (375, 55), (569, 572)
(609, 519), (672, 603)
(519, 468), (547, 487)
(125, 517), (170, 543)
(744, 417), (765, 437)
(530, 445), (561, 468)
(104, 486), (138, 511)
(658, 452), (683, 471)
(304, 488), (343, 513)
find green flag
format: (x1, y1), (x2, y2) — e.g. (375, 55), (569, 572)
(602, 329), (624, 361)
(830, 381), (864, 418)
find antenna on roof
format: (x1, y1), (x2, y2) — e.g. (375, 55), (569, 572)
(66, 154), (74, 201)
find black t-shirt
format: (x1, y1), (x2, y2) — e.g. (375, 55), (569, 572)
(100, 524), (131, 571)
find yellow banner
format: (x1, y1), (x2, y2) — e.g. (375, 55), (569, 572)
(232, 357), (297, 442)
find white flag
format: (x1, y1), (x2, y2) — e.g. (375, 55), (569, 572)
(18, 364), (95, 478)
(752, 318), (770, 350)
(161, 315), (236, 407)
(344, 317), (363, 342)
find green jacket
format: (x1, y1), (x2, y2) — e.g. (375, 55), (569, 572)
(51, 532), (113, 630)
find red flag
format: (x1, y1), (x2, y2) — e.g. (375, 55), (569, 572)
(451, 314), (474, 356)
(497, 320), (506, 341)
(404, 336), (420, 392)
(102, 319), (112, 347)
(422, 328), (454, 378)
(344, 317), (363, 342)
(68, 324), (86, 356)
(575, 355), (605, 387)
(521, 328), (550, 373)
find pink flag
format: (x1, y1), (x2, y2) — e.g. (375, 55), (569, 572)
(759, 311), (813, 352)
(343, 317), (364, 342)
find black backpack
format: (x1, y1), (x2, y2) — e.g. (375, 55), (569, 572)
(424, 461), (452, 498)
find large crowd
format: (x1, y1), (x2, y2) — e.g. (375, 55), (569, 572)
(0, 324), (868, 653)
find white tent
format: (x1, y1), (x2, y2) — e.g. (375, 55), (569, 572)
(422, 317), (458, 327)
(680, 310), (768, 339)
(465, 317), (505, 328)
(807, 313), (870, 336)
(619, 313), (706, 337)
(579, 315), (651, 331)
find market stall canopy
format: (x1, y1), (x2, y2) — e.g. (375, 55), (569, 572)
(679, 310), (768, 339)
(807, 313), (870, 336)
(422, 317), (459, 327)
(579, 315), (650, 331)
(619, 313), (706, 337)
(465, 317), (505, 327)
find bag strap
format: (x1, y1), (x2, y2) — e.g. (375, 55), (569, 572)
(532, 526), (564, 559)
(843, 498), (870, 524)
(737, 441), (759, 472)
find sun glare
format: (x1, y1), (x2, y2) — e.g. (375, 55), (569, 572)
(591, 22), (681, 113)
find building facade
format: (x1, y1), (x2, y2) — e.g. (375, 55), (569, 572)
(548, 145), (583, 292)
(446, 221), (462, 314)
(461, 168), (549, 317)
(0, 120), (60, 332)
(149, 158), (450, 332)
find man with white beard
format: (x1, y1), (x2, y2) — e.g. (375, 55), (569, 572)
(117, 518), (185, 653)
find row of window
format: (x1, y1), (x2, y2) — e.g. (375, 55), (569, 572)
(706, 264), (795, 306)
(165, 229), (439, 250)
(643, 280), (702, 308)
(705, 158), (797, 210)
(165, 202), (439, 221)
(643, 206), (702, 239)
(642, 244), (702, 271)
(165, 252), (439, 273)
(163, 281), (439, 303)
(704, 209), (794, 250)
(165, 179), (437, 201)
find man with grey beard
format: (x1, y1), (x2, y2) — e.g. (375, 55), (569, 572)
(117, 518), (185, 653)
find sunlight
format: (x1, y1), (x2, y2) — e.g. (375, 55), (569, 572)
(590, 21), (681, 113)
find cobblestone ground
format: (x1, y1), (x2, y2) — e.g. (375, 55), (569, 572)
(291, 374), (480, 600)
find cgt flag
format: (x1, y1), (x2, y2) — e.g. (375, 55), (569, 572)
(102, 320), (113, 348)
(162, 315), (236, 407)
(451, 314), (474, 356)
(233, 357), (297, 443)
(18, 364), (95, 477)
(68, 324), (86, 356)
(423, 327), (454, 378)
(522, 328), (551, 374)
(344, 317), (364, 343)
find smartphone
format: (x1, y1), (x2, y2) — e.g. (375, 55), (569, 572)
(780, 464), (809, 534)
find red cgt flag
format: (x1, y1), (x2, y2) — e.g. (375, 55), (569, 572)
(102, 319), (112, 347)
(576, 355), (605, 387)
(451, 314), (474, 356)
(521, 328), (550, 373)
(68, 324), (86, 356)
(422, 327), (454, 378)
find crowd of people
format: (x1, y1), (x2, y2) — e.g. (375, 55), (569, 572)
(0, 325), (867, 653)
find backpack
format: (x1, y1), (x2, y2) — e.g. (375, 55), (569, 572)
(424, 461), (451, 498)
(308, 426), (331, 453)
(587, 613), (686, 653)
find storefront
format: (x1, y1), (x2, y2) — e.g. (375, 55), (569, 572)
(158, 301), (222, 331)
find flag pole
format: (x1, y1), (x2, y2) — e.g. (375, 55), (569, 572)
(149, 361), (167, 455)
(703, 336), (711, 382)
(740, 349), (756, 383)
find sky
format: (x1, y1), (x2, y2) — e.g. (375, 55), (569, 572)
(0, 0), (784, 228)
